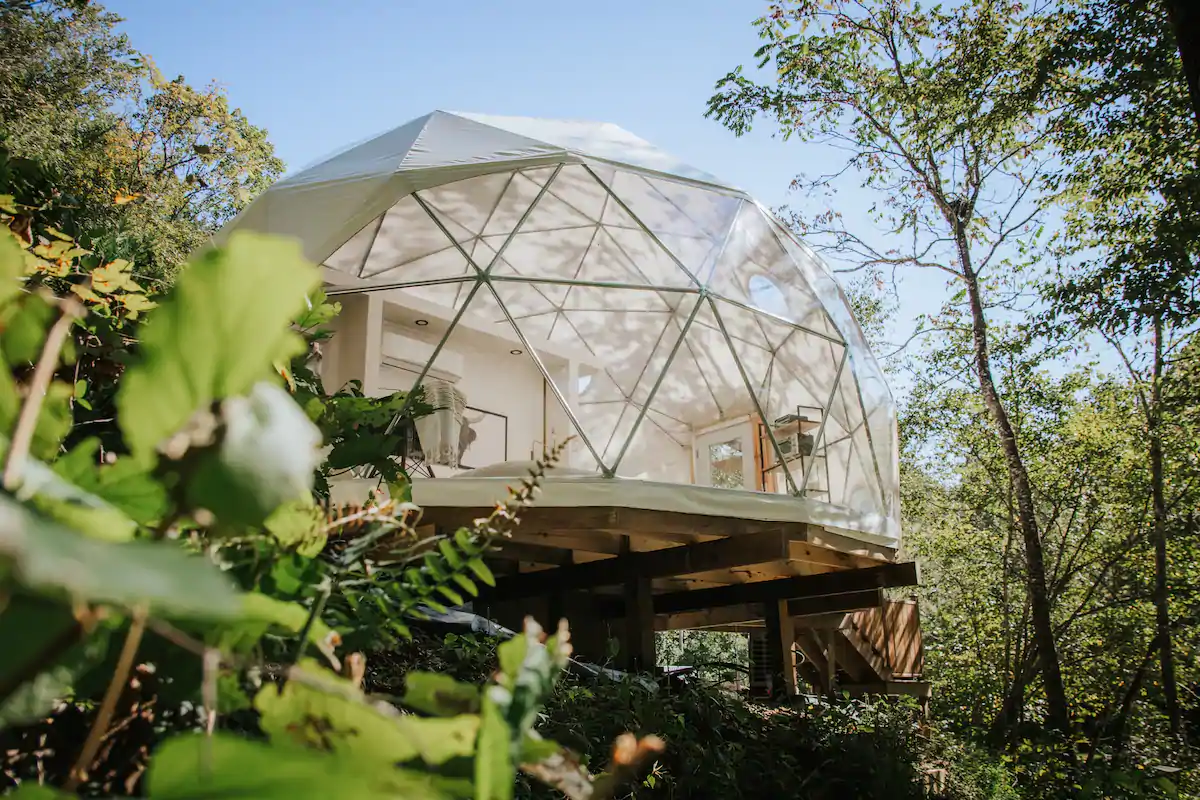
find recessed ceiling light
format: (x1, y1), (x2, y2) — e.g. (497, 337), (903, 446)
(510, 349), (523, 355)
(414, 319), (429, 326)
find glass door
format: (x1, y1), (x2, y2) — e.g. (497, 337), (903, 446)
(694, 420), (755, 490)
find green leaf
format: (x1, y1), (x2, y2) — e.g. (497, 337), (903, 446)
(117, 231), (319, 461)
(147, 732), (456, 799)
(475, 691), (515, 800)
(519, 732), (563, 764)
(0, 362), (72, 463)
(0, 594), (108, 726)
(255, 664), (420, 765)
(497, 632), (529, 685)
(186, 382), (322, 527)
(230, 592), (338, 661)
(263, 499), (327, 557)
(403, 671), (481, 717)
(451, 572), (478, 597)
(438, 538), (464, 568)
(454, 527), (477, 554)
(405, 715), (481, 765)
(437, 584), (465, 607)
(49, 441), (168, 527)
(0, 236), (25, 309)
(293, 289), (341, 329)
(1, 294), (54, 365)
(388, 476), (413, 504)
(0, 495), (240, 618)
(467, 558), (496, 588)
(424, 551), (450, 580)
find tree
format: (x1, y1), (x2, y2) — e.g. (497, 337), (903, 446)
(1047, 0), (1200, 738)
(0, 0), (283, 281)
(0, 0), (139, 165)
(707, 0), (1074, 733)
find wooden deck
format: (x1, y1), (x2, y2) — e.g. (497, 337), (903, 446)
(419, 504), (925, 694)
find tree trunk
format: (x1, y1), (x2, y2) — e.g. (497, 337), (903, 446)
(954, 224), (1072, 734)
(1149, 316), (1182, 736)
(1162, 0), (1200, 130)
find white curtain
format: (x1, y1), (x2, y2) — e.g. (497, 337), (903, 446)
(414, 380), (467, 467)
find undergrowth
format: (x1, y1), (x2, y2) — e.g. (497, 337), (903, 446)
(364, 628), (1023, 800)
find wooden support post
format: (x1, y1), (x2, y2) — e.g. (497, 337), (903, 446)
(763, 599), (797, 698)
(794, 630), (830, 694)
(824, 631), (838, 698)
(623, 573), (656, 672)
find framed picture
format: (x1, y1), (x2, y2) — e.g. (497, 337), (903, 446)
(458, 406), (508, 469)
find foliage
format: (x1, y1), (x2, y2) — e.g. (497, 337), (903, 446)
(365, 628), (1021, 800)
(655, 630), (748, 686)
(0, 207), (659, 798)
(707, 0), (1079, 734)
(1042, 0), (1200, 738)
(285, 296), (434, 499)
(900, 322), (1199, 795)
(0, 0), (283, 283)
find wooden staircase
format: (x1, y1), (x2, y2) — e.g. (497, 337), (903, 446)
(792, 598), (929, 699)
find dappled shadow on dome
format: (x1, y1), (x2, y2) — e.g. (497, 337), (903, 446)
(298, 129), (899, 531)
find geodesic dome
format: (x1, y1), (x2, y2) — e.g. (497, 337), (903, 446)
(216, 111), (901, 542)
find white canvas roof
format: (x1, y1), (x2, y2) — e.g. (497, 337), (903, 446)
(214, 111), (737, 266)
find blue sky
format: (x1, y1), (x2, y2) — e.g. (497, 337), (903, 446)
(104, 0), (798, 205)
(103, 0), (949, 353)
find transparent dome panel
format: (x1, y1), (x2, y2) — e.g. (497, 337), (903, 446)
(330, 165), (902, 531)
(489, 278), (695, 472)
(597, 169), (742, 283)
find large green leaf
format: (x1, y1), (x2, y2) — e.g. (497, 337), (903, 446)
(254, 665), (420, 765)
(221, 592), (338, 661)
(52, 439), (168, 526)
(255, 663), (480, 770)
(0, 593), (109, 727)
(475, 691), (515, 800)
(118, 231), (319, 461)
(186, 382), (322, 526)
(263, 499), (327, 556)
(147, 733), (456, 799)
(403, 671), (480, 717)
(0, 495), (240, 618)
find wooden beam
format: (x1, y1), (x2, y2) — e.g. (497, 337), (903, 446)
(794, 629), (830, 694)
(805, 527), (896, 561)
(598, 562), (917, 617)
(651, 561), (918, 615)
(790, 589), (884, 618)
(489, 541), (574, 566)
(507, 530), (627, 555)
(655, 588), (885, 631)
(789, 540), (888, 571)
(482, 530), (791, 603)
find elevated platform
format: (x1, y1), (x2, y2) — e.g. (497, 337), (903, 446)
(331, 467), (923, 697)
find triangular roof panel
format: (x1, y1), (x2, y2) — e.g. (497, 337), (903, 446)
(450, 112), (733, 188)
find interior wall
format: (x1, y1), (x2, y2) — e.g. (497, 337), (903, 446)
(378, 322), (548, 469)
